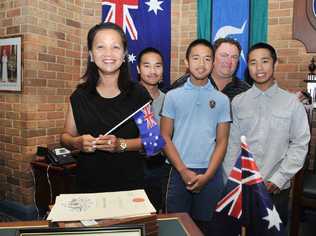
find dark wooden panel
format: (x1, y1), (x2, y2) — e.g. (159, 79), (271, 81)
(293, 0), (316, 52)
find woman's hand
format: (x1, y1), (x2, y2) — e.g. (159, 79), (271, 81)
(95, 135), (118, 152)
(76, 134), (97, 153)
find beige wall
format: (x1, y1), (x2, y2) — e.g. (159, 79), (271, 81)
(0, 0), (315, 206)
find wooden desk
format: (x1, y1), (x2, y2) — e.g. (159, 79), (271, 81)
(158, 213), (203, 236)
(0, 213), (203, 236)
(30, 160), (77, 216)
(0, 220), (48, 228)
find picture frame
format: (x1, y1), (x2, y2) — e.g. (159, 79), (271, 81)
(18, 224), (145, 236)
(0, 35), (22, 92)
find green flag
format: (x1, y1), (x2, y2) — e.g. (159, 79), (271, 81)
(197, 0), (267, 44)
(250, 0), (268, 45)
(197, 1), (211, 40)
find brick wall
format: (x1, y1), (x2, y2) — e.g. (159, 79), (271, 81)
(170, 1), (197, 81)
(268, 0), (316, 159)
(0, 0), (102, 206)
(0, 0), (315, 208)
(269, 0), (316, 91)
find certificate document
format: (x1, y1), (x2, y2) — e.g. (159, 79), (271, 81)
(47, 189), (156, 222)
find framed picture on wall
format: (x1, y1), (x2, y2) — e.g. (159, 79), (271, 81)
(0, 36), (22, 92)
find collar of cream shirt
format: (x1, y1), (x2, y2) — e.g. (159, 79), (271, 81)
(251, 82), (278, 99)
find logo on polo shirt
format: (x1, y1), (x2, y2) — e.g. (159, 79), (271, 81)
(209, 100), (216, 109)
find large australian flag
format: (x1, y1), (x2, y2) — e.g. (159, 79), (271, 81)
(212, 136), (286, 236)
(211, 0), (249, 80)
(101, 0), (171, 88)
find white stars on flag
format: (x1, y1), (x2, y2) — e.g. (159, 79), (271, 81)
(262, 206), (282, 231)
(145, 0), (164, 15)
(128, 53), (137, 63)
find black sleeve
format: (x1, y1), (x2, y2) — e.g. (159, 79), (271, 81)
(130, 82), (151, 108)
(170, 73), (189, 90)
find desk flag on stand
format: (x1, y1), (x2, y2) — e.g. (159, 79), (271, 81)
(212, 136), (286, 236)
(132, 102), (165, 156)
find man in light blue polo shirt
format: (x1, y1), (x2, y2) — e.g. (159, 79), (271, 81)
(160, 39), (231, 235)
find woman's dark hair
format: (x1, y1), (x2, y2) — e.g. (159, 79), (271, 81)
(79, 22), (132, 94)
(185, 39), (214, 60)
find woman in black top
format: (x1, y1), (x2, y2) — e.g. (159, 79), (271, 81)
(61, 22), (150, 193)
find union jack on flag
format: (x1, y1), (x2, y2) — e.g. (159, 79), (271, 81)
(102, 0), (138, 40)
(212, 136), (286, 236)
(142, 104), (157, 129)
(216, 142), (263, 219)
(102, 0), (171, 88)
(132, 102), (165, 156)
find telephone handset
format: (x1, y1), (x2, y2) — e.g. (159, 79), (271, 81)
(37, 147), (76, 165)
(47, 149), (62, 165)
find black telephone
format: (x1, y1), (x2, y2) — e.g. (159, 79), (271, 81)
(37, 146), (76, 165)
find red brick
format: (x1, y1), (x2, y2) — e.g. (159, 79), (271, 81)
(269, 9), (291, 17)
(48, 47), (65, 56)
(20, 112), (47, 120)
(37, 120), (56, 128)
(66, 19), (81, 28)
(38, 70), (56, 79)
(1, 18), (13, 27)
(48, 63), (64, 72)
(47, 111), (64, 119)
(280, 1), (293, 9)
(21, 128), (46, 138)
(0, 120), (13, 128)
(0, 135), (12, 143)
(24, 79), (47, 87)
(5, 127), (20, 136)
(7, 8), (21, 17)
(39, 53), (56, 63)
(37, 87), (57, 95)
(47, 127), (63, 135)
(47, 79), (66, 88)
(38, 104), (56, 112)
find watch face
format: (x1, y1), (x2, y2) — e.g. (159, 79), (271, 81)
(119, 140), (127, 151)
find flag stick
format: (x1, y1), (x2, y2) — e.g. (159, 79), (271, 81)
(241, 226), (246, 236)
(104, 101), (151, 135)
(241, 136), (247, 236)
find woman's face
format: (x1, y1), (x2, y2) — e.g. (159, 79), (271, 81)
(90, 29), (125, 76)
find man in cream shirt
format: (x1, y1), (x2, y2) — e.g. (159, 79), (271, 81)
(224, 42), (310, 226)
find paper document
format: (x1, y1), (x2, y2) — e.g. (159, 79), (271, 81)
(47, 189), (156, 222)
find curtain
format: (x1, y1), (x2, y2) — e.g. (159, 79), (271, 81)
(197, 1), (212, 40)
(250, 0), (268, 45)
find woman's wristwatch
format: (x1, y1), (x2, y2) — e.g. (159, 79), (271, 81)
(118, 138), (127, 152)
